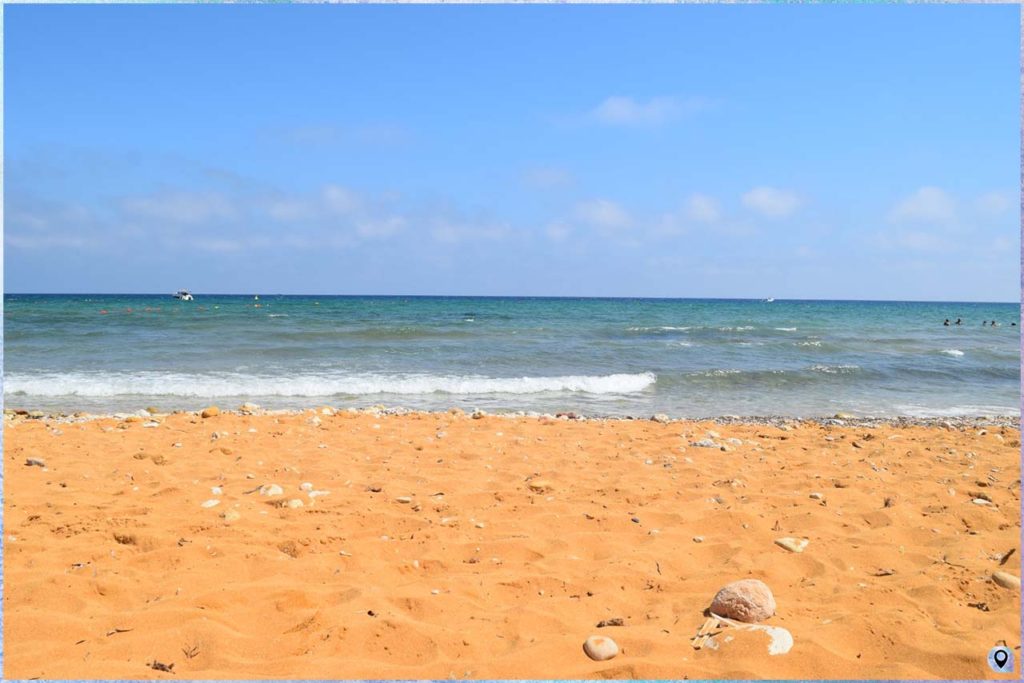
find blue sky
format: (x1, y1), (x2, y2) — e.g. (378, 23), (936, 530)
(5, 4), (1020, 300)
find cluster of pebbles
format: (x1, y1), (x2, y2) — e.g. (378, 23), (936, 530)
(4, 406), (1018, 430)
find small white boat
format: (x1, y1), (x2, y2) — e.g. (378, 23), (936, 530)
(174, 290), (194, 301)
(765, 297), (775, 303)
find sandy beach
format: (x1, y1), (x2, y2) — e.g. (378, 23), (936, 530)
(3, 407), (1020, 679)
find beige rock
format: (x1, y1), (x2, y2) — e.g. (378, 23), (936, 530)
(201, 406), (220, 418)
(992, 571), (1020, 590)
(710, 579), (776, 623)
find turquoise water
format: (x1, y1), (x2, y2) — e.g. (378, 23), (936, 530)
(3, 294), (1020, 417)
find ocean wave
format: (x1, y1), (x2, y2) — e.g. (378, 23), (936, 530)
(795, 340), (822, 347)
(626, 326), (691, 332)
(774, 327), (798, 332)
(941, 349), (965, 357)
(4, 371), (658, 398)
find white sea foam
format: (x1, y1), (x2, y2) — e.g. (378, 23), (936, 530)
(941, 349), (965, 357)
(5, 371), (658, 398)
(774, 327), (797, 332)
(810, 364), (860, 374)
(795, 340), (822, 347)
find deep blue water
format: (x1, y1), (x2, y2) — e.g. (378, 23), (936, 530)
(3, 294), (1019, 417)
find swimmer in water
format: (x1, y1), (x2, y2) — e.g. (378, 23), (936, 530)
(944, 319), (950, 326)
(955, 318), (962, 325)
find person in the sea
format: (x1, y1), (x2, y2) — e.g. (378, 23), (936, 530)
(955, 318), (962, 325)
(944, 319), (950, 326)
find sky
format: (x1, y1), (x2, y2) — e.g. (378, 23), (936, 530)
(4, 4), (1020, 301)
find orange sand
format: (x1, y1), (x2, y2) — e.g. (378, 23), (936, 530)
(3, 409), (1021, 679)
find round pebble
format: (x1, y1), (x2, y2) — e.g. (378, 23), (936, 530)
(710, 579), (776, 623)
(201, 406), (220, 418)
(583, 635), (619, 661)
(200, 499), (220, 508)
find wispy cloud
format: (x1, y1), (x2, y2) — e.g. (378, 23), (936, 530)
(587, 95), (712, 127)
(741, 186), (802, 218)
(277, 123), (409, 147)
(887, 186), (956, 225)
(574, 198), (632, 230)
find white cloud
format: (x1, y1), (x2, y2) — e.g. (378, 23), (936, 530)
(322, 185), (362, 215)
(887, 186), (956, 225)
(430, 218), (510, 244)
(546, 222), (571, 242)
(589, 95), (709, 126)
(741, 187), (802, 218)
(684, 194), (721, 223)
(356, 216), (406, 239)
(975, 191), (1013, 216)
(574, 198), (632, 230)
(121, 191), (238, 225)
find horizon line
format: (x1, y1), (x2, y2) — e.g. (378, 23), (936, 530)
(3, 292), (1020, 306)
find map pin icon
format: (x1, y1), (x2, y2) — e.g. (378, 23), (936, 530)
(994, 649), (1009, 668)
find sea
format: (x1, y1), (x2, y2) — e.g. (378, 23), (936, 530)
(2, 294), (1020, 418)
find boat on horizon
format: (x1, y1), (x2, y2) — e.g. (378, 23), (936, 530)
(174, 290), (194, 301)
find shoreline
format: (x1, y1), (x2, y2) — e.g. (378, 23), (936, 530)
(4, 404), (1021, 430)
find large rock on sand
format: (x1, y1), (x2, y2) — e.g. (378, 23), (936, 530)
(710, 579), (776, 623)
(201, 406), (220, 418)
(583, 635), (619, 661)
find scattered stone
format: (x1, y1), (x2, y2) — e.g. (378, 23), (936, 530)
(299, 482), (314, 491)
(200, 499), (220, 508)
(693, 536), (705, 543)
(25, 458), (46, 467)
(596, 618), (624, 628)
(582, 635), (619, 661)
(221, 509), (241, 522)
(145, 406), (161, 415)
(528, 479), (553, 493)
(201, 406), (220, 418)
(259, 484), (284, 496)
(286, 498), (304, 509)
(239, 402), (261, 414)
(809, 492), (824, 500)
(691, 439), (719, 448)
(28, 410), (45, 419)
(774, 537), (809, 553)
(211, 486), (223, 495)
(395, 496), (413, 504)
(709, 579), (776, 623)
(471, 409), (487, 419)
(883, 496), (896, 508)
(308, 416), (322, 427)
(992, 571), (1020, 590)
(972, 498), (992, 506)
(651, 413), (670, 424)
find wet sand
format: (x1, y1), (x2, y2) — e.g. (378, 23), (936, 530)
(3, 408), (1021, 679)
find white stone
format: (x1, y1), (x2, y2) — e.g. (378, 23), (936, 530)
(300, 482), (314, 491)
(259, 484), (284, 496)
(287, 498), (304, 508)
(774, 537), (808, 553)
(583, 635), (619, 661)
(201, 499), (220, 508)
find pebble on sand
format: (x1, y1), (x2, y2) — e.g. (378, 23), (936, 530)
(259, 484), (284, 496)
(809, 493), (824, 500)
(201, 406), (220, 418)
(583, 635), (619, 661)
(528, 479), (553, 493)
(992, 571), (1020, 590)
(710, 579), (777, 623)
(691, 439), (719, 448)
(25, 458), (46, 467)
(651, 413), (670, 424)
(774, 537), (809, 553)
(200, 499), (221, 508)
